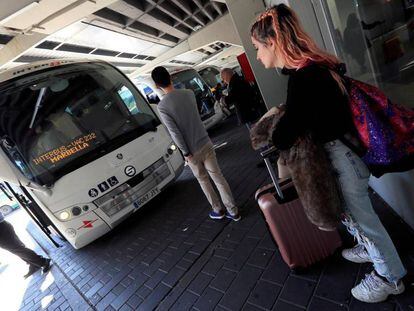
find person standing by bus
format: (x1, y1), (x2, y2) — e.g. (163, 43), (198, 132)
(220, 68), (261, 128)
(0, 211), (51, 278)
(151, 66), (240, 221)
(250, 4), (406, 303)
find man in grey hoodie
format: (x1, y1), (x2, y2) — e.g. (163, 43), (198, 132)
(151, 66), (240, 221)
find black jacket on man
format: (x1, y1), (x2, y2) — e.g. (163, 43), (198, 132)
(225, 74), (260, 124)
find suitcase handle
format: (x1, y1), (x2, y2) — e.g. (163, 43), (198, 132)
(260, 146), (284, 200)
(255, 178), (292, 200)
(260, 145), (277, 158)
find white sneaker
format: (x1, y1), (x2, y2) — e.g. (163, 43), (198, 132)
(342, 245), (372, 263)
(351, 271), (405, 303)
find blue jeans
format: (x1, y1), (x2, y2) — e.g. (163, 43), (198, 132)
(325, 140), (406, 283)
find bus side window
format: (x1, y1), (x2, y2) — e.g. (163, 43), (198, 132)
(118, 86), (141, 115)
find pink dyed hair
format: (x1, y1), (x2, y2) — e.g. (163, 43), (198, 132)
(251, 4), (346, 93)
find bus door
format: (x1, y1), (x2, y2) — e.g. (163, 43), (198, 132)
(3, 181), (63, 248)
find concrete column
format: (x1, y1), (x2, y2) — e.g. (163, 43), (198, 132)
(225, 0), (287, 109)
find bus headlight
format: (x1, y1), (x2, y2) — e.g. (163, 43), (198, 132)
(56, 204), (93, 222)
(59, 211), (71, 221)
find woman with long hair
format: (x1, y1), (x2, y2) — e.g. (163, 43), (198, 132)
(250, 4), (406, 303)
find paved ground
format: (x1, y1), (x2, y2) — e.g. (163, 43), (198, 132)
(0, 210), (73, 311)
(1, 115), (414, 311)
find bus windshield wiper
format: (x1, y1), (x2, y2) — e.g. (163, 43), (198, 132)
(29, 87), (47, 129)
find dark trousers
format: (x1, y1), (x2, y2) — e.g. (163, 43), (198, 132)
(0, 221), (46, 268)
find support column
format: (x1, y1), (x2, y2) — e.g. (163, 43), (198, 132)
(225, 0), (287, 109)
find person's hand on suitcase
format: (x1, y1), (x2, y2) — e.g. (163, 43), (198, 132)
(184, 154), (193, 163)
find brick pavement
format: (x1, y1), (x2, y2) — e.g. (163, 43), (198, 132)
(0, 210), (86, 311)
(7, 116), (414, 310)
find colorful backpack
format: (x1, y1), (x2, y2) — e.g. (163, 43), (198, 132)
(345, 77), (414, 177)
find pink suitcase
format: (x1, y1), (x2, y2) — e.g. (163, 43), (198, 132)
(255, 147), (342, 269)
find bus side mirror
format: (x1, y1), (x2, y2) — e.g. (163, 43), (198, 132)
(0, 149), (52, 196)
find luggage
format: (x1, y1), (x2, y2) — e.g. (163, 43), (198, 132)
(255, 146), (342, 269)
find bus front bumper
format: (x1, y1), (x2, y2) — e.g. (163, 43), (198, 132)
(61, 213), (111, 249)
(59, 151), (184, 249)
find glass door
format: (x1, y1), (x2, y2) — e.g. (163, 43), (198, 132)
(319, 0), (414, 108)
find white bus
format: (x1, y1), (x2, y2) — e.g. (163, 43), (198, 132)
(198, 66), (222, 90)
(135, 68), (224, 130)
(0, 59), (184, 249)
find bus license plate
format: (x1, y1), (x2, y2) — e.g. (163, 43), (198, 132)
(133, 187), (159, 209)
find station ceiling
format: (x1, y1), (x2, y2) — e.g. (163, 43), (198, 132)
(0, 0), (240, 75)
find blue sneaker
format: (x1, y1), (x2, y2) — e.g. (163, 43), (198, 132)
(209, 210), (225, 219)
(225, 213), (241, 222)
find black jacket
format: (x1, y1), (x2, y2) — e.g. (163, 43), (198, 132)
(225, 74), (260, 123)
(272, 64), (354, 150)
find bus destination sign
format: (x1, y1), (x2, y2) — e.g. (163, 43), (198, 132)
(33, 133), (97, 166)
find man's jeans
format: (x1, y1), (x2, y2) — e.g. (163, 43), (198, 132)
(325, 140), (406, 283)
(187, 142), (238, 215)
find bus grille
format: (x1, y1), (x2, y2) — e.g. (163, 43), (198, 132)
(94, 158), (170, 217)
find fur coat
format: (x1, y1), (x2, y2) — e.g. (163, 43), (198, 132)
(250, 107), (343, 231)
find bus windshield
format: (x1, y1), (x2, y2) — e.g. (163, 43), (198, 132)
(0, 62), (160, 186)
(171, 69), (215, 121)
(198, 67), (221, 89)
